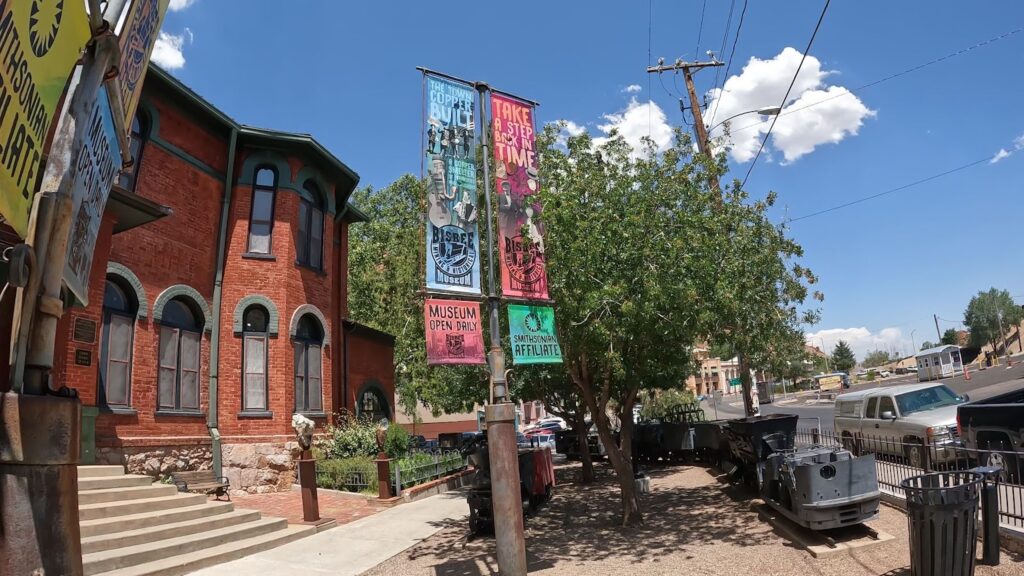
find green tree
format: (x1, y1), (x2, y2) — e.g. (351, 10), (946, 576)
(964, 288), (1022, 352)
(347, 176), (489, 418)
(536, 125), (818, 525)
(941, 328), (959, 346)
(831, 340), (856, 373)
(862, 349), (892, 368)
(920, 341), (937, 351)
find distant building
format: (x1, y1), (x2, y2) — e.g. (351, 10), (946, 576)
(915, 345), (963, 381)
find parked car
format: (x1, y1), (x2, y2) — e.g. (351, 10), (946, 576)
(524, 421), (564, 436)
(958, 387), (1024, 481)
(834, 383), (968, 468)
(528, 433), (557, 452)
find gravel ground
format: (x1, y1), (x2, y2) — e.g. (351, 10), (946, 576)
(363, 463), (1024, 576)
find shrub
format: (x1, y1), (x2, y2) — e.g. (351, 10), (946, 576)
(316, 456), (378, 493)
(640, 388), (697, 422)
(383, 424), (410, 459)
(317, 412), (380, 459)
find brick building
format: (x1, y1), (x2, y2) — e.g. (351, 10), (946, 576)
(0, 66), (395, 494)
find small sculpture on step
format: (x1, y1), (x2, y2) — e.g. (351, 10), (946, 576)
(292, 413), (315, 453)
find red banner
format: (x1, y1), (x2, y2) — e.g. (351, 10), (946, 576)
(491, 94), (549, 300)
(424, 299), (486, 365)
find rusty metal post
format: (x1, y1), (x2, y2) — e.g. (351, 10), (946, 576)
(0, 392), (83, 576)
(486, 403), (527, 576)
(375, 453), (393, 499)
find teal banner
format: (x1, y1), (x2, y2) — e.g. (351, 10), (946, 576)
(507, 304), (562, 365)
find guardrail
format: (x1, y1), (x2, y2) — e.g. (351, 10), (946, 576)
(392, 450), (467, 496)
(795, 427), (1024, 528)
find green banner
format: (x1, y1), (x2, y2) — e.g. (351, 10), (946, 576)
(507, 304), (562, 365)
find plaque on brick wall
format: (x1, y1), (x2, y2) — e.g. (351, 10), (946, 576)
(75, 349), (92, 366)
(73, 317), (98, 344)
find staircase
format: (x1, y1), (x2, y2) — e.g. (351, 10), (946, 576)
(78, 465), (315, 576)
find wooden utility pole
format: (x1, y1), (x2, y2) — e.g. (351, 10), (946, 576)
(647, 60), (723, 155)
(648, 59), (764, 417)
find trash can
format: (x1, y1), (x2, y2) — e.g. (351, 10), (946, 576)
(901, 471), (982, 576)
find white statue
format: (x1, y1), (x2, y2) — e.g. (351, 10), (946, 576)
(292, 413), (315, 452)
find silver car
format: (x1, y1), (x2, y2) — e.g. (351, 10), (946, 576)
(834, 383), (968, 468)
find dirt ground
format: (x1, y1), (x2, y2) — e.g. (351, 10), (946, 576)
(363, 463), (1024, 576)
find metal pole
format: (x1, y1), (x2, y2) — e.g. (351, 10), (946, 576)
(477, 82), (527, 576)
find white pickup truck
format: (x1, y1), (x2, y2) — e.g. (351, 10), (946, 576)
(834, 383), (969, 469)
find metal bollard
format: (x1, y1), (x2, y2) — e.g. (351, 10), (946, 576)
(812, 427), (820, 445)
(974, 466), (1002, 566)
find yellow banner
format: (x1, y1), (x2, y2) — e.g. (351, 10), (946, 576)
(117, 0), (168, 131)
(0, 0), (90, 238)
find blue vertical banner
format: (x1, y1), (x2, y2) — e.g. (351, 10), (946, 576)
(424, 75), (481, 295)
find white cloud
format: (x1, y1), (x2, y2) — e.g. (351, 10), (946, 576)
(151, 31), (188, 70)
(592, 97), (673, 158)
(989, 133), (1024, 164)
(168, 0), (197, 11)
(706, 47), (875, 164)
(623, 84), (642, 94)
(551, 120), (587, 147)
(806, 327), (912, 363)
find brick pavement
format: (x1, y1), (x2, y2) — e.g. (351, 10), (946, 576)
(225, 486), (384, 525)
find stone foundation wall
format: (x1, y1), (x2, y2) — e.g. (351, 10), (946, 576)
(96, 445), (213, 477)
(222, 441), (301, 495)
(95, 441), (301, 495)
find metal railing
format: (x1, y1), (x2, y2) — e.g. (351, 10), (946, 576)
(392, 450), (467, 496)
(795, 426), (1024, 527)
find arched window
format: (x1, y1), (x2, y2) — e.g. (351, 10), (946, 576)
(247, 167), (277, 254)
(357, 384), (390, 423)
(293, 314), (323, 413)
(297, 180), (324, 270)
(158, 297), (202, 413)
(118, 112), (147, 192)
(99, 278), (136, 408)
(242, 305), (269, 412)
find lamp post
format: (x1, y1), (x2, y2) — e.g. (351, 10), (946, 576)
(911, 329), (917, 356)
(707, 106), (782, 135)
(821, 338), (831, 373)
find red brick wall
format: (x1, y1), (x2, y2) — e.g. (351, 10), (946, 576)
(217, 150), (337, 438)
(54, 212), (117, 405)
(92, 93), (226, 447)
(344, 330), (395, 417)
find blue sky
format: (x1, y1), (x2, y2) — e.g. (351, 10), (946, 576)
(155, 0), (1024, 361)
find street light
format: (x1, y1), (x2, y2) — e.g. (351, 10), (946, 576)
(910, 329), (917, 356)
(708, 106), (782, 134)
(820, 337), (831, 373)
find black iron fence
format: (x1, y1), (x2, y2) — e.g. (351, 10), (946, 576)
(795, 426), (1024, 528)
(392, 449), (467, 496)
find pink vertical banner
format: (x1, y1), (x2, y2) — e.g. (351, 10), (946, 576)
(491, 94), (549, 300)
(424, 299), (486, 365)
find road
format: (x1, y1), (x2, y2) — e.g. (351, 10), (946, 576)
(702, 360), (1024, 431)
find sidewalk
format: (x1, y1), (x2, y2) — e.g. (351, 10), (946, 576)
(188, 490), (468, 576)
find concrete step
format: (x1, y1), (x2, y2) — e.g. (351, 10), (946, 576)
(79, 465), (126, 478)
(79, 483), (181, 505)
(81, 509), (261, 554)
(80, 501), (236, 538)
(82, 516), (288, 575)
(79, 493), (207, 521)
(91, 524), (315, 576)
(79, 474), (155, 491)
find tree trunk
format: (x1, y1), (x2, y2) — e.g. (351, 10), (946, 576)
(590, 399), (642, 526)
(739, 352), (758, 417)
(574, 410), (595, 483)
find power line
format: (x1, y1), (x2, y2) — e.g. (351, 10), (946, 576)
(728, 25), (1024, 137)
(694, 0), (707, 58)
(710, 0), (736, 101)
(648, 0), (653, 141)
(789, 154), (994, 223)
(741, 0), (831, 190)
(707, 0), (749, 130)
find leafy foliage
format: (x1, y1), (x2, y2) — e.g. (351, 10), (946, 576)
(316, 456), (377, 494)
(830, 340), (856, 373)
(317, 413), (380, 459)
(383, 423), (411, 459)
(863, 349), (893, 368)
(964, 288), (1022, 350)
(534, 125), (819, 525)
(941, 328), (960, 346)
(639, 389), (697, 421)
(920, 341), (937, 351)
(347, 176), (489, 417)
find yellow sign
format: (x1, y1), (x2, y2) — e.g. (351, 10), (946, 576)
(117, 0), (168, 130)
(0, 0), (90, 238)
